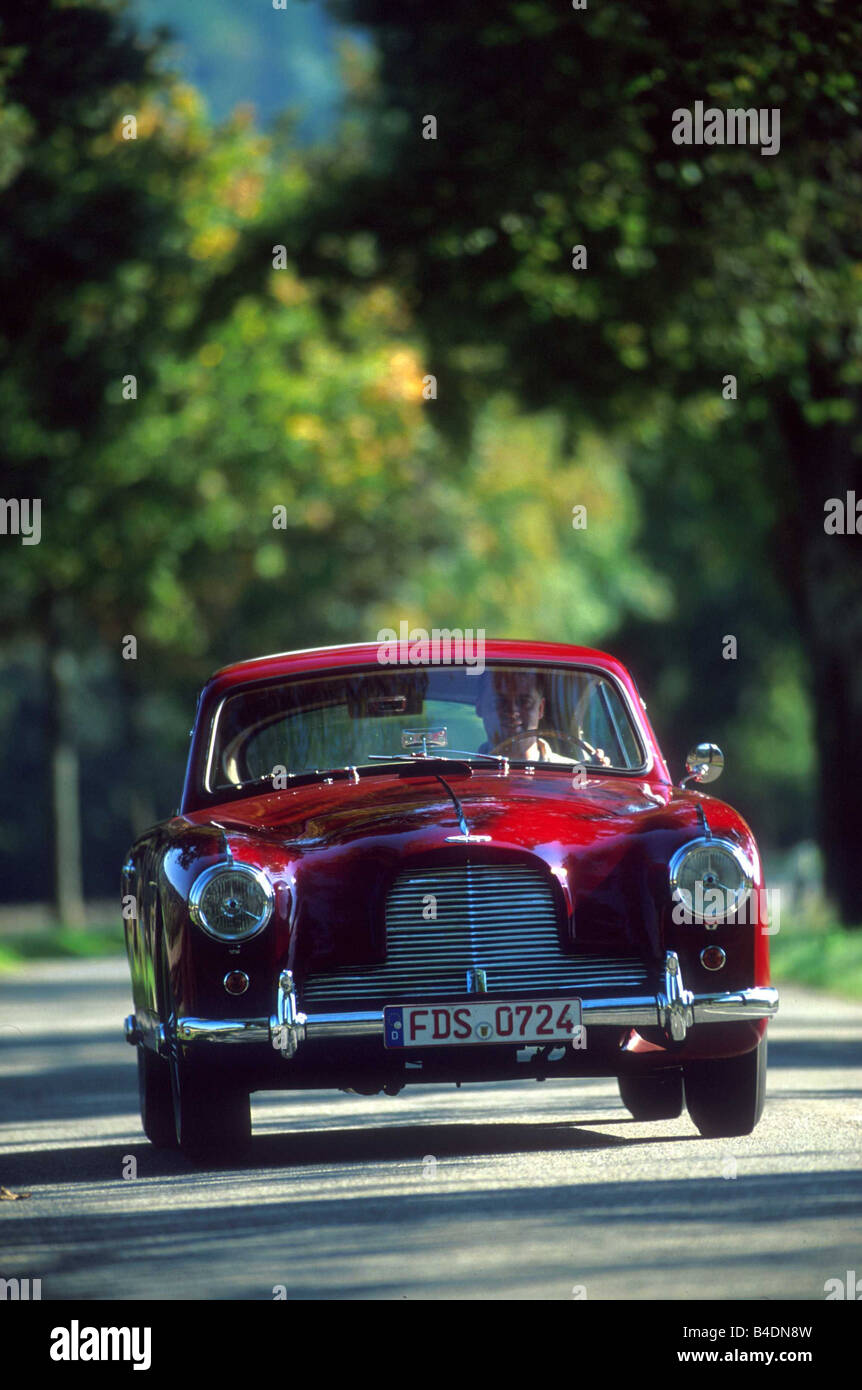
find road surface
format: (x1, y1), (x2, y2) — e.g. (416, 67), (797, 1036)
(1, 958), (861, 1300)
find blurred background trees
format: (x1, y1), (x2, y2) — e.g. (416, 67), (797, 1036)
(0, 0), (857, 923)
(302, 0), (861, 918)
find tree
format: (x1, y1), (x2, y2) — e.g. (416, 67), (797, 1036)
(0, 0), (194, 922)
(0, 2), (441, 915)
(1, 1), (671, 913)
(303, 0), (862, 920)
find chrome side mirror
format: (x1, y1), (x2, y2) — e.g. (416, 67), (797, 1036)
(680, 742), (724, 788)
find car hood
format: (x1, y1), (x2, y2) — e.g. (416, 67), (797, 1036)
(193, 768), (685, 842)
(180, 769), (756, 973)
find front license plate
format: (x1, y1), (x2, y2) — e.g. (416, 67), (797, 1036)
(383, 999), (582, 1048)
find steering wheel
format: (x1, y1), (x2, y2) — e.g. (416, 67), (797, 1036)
(490, 729), (610, 764)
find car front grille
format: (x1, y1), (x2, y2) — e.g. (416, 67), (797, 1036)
(301, 862), (649, 1007)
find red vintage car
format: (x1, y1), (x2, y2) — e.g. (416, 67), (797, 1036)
(122, 639), (778, 1158)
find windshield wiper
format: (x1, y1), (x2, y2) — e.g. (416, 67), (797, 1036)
(229, 765), (361, 794)
(443, 748), (510, 765)
(368, 749), (510, 768)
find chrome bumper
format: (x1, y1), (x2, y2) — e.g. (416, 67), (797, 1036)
(126, 954), (778, 1056)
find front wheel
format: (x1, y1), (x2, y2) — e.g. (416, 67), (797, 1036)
(683, 1036), (768, 1138)
(170, 1059), (252, 1161)
(137, 1044), (178, 1149)
(618, 1068), (684, 1121)
(160, 940), (251, 1161)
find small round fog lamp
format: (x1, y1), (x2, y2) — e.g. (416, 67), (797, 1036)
(223, 970), (250, 995)
(700, 946), (726, 972)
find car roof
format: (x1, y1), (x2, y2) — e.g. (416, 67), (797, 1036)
(181, 639), (667, 811)
(208, 639), (633, 691)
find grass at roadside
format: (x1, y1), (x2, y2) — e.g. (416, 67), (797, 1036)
(0, 924), (125, 974)
(770, 919), (862, 1000)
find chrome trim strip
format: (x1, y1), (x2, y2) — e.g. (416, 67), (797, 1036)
(177, 1018), (271, 1043)
(173, 985), (779, 1047)
(693, 986), (779, 1021)
(299, 1010), (383, 1039)
(583, 996), (663, 1026)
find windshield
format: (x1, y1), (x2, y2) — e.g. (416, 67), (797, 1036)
(205, 664), (646, 792)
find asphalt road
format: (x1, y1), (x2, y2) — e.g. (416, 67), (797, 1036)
(1, 958), (861, 1301)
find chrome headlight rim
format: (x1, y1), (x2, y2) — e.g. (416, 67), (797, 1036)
(189, 861), (274, 942)
(668, 836), (754, 922)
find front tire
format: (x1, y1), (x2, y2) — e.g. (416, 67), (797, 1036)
(137, 1044), (178, 1149)
(618, 1068), (684, 1120)
(684, 1036), (768, 1138)
(169, 1058), (252, 1161)
(160, 939), (251, 1162)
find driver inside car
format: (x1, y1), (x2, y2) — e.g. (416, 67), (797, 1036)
(475, 670), (611, 764)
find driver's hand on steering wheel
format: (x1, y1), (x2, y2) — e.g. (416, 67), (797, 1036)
(576, 732), (612, 767)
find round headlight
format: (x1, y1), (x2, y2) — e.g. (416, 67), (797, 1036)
(189, 863), (274, 942)
(669, 837), (753, 922)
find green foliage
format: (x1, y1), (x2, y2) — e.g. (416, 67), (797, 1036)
(0, 1), (670, 901)
(0, 923), (125, 975)
(770, 915), (862, 1001)
(373, 397), (672, 645)
(0, 0), (672, 676)
(0, 3), (431, 668)
(0, 0), (856, 913)
(311, 0), (862, 914)
(320, 0), (862, 421)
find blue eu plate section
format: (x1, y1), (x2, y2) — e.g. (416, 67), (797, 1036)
(384, 1006), (405, 1048)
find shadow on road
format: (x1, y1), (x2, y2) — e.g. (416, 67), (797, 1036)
(2, 1166), (861, 1302)
(0, 1113), (708, 1186)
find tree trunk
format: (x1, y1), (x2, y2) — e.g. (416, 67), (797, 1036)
(773, 387), (862, 926)
(120, 663), (157, 838)
(45, 627), (85, 928)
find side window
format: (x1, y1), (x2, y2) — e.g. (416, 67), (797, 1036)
(588, 682), (642, 765)
(578, 686), (613, 755)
